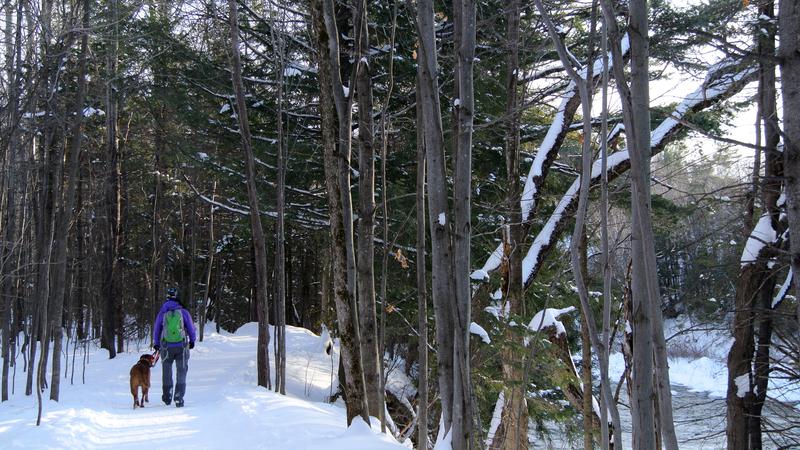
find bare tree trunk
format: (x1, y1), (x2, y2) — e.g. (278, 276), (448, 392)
(1, 0), (23, 403)
(726, 261), (764, 449)
(414, 0), (456, 439)
(627, 2), (661, 444)
(727, 3), (782, 446)
(228, 0), (270, 390)
(189, 200), (197, 317)
(582, 309), (593, 450)
(750, 4), (781, 446)
(535, 3), (621, 446)
(353, 0), (381, 417)
(311, 0), (369, 425)
(451, 1), (477, 444)
(49, 0), (90, 401)
(147, 149), (162, 346)
(414, 79), (429, 449)
(489, 1), (529, 447)
(101, 0), (121, 360)
(378, 2), (398, 432)
(260, 0), (288, 390)
(599, 16), (613, 450)
(272, 16), (287, 395)
(31, 0), (61, 405)
(577, 227), (593, 450)
(749, 274), (776, 450)
(598, 1), (677, 447)
(199, 183), (215, 342)
(779, 0), (800, 324)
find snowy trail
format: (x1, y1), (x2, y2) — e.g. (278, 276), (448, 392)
(1, 324), (407, 450)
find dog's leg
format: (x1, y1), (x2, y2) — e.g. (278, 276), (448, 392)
(144, 373), (150, 403)
(131, 382), (138, 409)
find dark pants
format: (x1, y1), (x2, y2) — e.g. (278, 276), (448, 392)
(161, 345), (189, 404)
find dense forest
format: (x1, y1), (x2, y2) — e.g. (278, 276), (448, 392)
(1, 0), (799, 448)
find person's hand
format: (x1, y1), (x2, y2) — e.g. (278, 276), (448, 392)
(154, 344), (160, 351)
(189, 342), (195, 350)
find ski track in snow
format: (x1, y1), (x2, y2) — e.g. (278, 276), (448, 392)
(0, 324), (408, 450)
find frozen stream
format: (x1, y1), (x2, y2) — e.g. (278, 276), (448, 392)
(531, 383), (800, 449)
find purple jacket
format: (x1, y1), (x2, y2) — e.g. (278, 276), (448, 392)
(154, 300), (197, 348)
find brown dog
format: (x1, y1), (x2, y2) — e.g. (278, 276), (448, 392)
(129, 354), (156, 408)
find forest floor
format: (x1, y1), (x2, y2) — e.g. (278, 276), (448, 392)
(0, 323), (408, 449)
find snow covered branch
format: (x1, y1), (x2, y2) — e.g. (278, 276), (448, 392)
(520, 35), (630, 222)
(519, 57), (757, 286)
(473, 53), (757, 285)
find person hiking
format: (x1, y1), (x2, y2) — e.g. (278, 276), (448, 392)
(153, 287), (196, 407)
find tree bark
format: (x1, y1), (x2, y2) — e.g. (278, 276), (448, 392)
(415, 79), (429, 449)
(599, 16), (613, 450)
(728, 6), (783, 445)
(750, 3), (781, 446)
(267, 6), (287, 395)
(199, 183), (215, 342)
(598, 1), (677, 447)
(228, 0), (271, 390)
(726, 262), (764, 449)
(451, 0), (477, 445)
(1, 0), (23, 403)
(353, 0), (381, 417)
(489, 1), (529, 447)
(779, 0), (800, 325)
(377, 2), (398, 431)
(311, 0), (370, 425)
(99, 0), (121, 363)
(414, 0), (456, 437)
(48, 0), (90, 401)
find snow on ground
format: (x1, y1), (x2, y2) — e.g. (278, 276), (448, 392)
(533, 318), (800, 449)
(0, 323), (408, 450)
(609, 319), (800, 403)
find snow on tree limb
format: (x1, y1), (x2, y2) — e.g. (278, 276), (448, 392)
(520, 35), (630, 223)
(528, 306), (576, 336)
(485, 392), (505, 448)
(472, 37), (629, 280)
(518, 56), (757, 287)
(772, 268), (793, 309)
(474, 54), (756, 285)
(740, 214), (778, 266)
